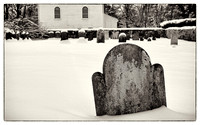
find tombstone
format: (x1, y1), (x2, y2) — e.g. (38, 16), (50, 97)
(139, 37), (144, 41)
(61, 31), (68, 41)
(97, 29), (105, 43)
(48, 31), (55, 38)
(92, 44), (166, 116)
(78, 29), (85, 38)
(111, 31), (119, 39)
(104, 30), (109, 40)
(21, 31), (26, 40)
(147, 37), (151, 41)
(132, 31), (139, 40)
(26, 32), (30, 39)
(119, 32), (126, 42)
(78, 29), (86, 43)
(55, 31), (61, 38)
(5, 30), (12, 40)
(87, 31), (93, 41)
(170, 30), (178, 45)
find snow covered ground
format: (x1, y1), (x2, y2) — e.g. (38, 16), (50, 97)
(4, 38), (196, 121)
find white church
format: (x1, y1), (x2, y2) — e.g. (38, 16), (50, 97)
(38, 4), (118, 30)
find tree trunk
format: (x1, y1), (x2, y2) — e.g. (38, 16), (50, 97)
(23, 5), (26, 18)
(4, 4), (9, 20)
(16, 4), (20, 18)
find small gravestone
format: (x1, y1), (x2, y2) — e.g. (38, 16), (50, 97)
(55, 31), (61, 38)
(147, 37), (151, 41)
(88, 31), (94, 41)
(119, 32), (126, 42)
(92, 44), (166, 116)
(61, 31), (68, 41)
(21, 31), (26, 40)
(48, 31), (55, 38)
(111, 31), (119, 39)
(139, 37), (144, 41)
(171, 30), (178, 45)
(97, 29), (105, 43)
(132, 32), (139, 40)
(5, 30), (12, 40)
(26, 32), (29, 39)
(78, 29), (86, 43)
(152, 36), (156, 40)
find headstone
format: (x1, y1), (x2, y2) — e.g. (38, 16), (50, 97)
(48, 31), (55, 38)
(119, 32), (126, 42)
(21, 31), (26, 40)
(97, 29), (105, 43)
(55, 31), (61, 38)
(132, 31), (139, 40)
(139, 37), (144, 41)
(78, 29), (86, 43)
(111, 31), (119, 39)
(147, 38), (151, 41)
(171, 30), (178, 45)
(61, 31), (68, 41)
(26, 32), (29, 39)
(92, 44), (166, 116)
(87, 31), (94, 41)
(78, 29), (85, 38)
(5, 30), (12, 40)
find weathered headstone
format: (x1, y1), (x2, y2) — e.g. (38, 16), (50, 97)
(48, 31), (55, 38)
(21, 31), (26, 40)
(92, 44), (166, 116)
(119, 33), (126, 42)
(139, 37), (144, 41)
(87, 31), (94, 41)
(78, 29), (86, 43)
(26, 32), (29, 39)
(147, 37), (151, 41)
(61, 31), (68, 41)
(55, 31), (61, 38)
(97, 29), (105, 43)
(132, 31), (139, 40)
(111, 31), (119, 39)
(5, 30), (12, 40)
(171, 30), (178, 45)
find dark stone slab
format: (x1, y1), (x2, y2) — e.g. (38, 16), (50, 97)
(97, 29), (105, 43)
(92, 44), (166, 116)
(6, 32), (12, 40)
(92, 72), (106, 116)
(61, 31), (68, 41)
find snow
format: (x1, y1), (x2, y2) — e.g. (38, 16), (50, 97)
(166, 26), (196, 30)
(160, 18), (196, 27)
(4, 38), (196, 121)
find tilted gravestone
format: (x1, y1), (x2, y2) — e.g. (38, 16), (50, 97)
(92, 44), (166, 116)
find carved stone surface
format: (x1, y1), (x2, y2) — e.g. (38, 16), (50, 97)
(92, 44), (166, 116)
